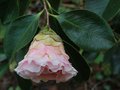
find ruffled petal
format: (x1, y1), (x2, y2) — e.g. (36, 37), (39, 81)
(15, 33), (78, 83)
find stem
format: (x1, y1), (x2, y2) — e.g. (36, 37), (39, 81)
(43, 0), (50, 28)
(80, 0), (84, 9)
(46, 0), (52, 10)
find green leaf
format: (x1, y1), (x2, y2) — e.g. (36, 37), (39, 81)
(4, 13), (41, 58)
(0, 54), (7, 62)
(16, 47), (28, 63)
(18, 0), (31, 15)
(15, 86), (21, 90)
(82, 51), (99, 64)
(56, 10), (115, 51)
(85, 0), (109, 16)
(0, 21), (6, 40)
(48, 0), (60, 10)
(95, 72), (104, 80)
(8, 87), (14, 90)
(111, 11), (120, 34)
(0, 62), (8, 79)
(104, 43), (120, 75)
(94, 53), (104, 64)
(85, 0), (120, 21)
(102, 0), (120, 20)
(0, 0), (19, 24)
(49, 16), (79, 50)
(0, 47), (7, 62)
(64, 41), (90, 82)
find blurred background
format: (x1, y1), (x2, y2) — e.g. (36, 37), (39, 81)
(0, 0), (120, 90)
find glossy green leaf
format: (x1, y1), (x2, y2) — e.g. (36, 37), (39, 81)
(85, 0), (120, 21)
(49, 16), (79, 50)
(4, 13), (41, 58)
(104, 43), (120, 75)
(64, 41), (90, 82)
(56, 10), (115, 51)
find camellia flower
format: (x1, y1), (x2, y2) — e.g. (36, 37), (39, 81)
(15, 27), (78, 83)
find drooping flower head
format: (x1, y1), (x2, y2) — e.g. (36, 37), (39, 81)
(15, 27), (78, 83)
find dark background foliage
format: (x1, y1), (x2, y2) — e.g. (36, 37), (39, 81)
(0, 0), (120, 90)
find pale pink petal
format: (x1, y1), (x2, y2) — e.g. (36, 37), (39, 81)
(15, 30), (78, 83)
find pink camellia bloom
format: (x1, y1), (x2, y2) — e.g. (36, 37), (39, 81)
(15, 27), (78, 83)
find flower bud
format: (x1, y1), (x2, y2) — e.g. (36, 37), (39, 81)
(15, 27), (77, 83)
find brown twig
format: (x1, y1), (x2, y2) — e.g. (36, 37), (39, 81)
(43, 0), (50, 28)
(79, 0), (85, 9)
